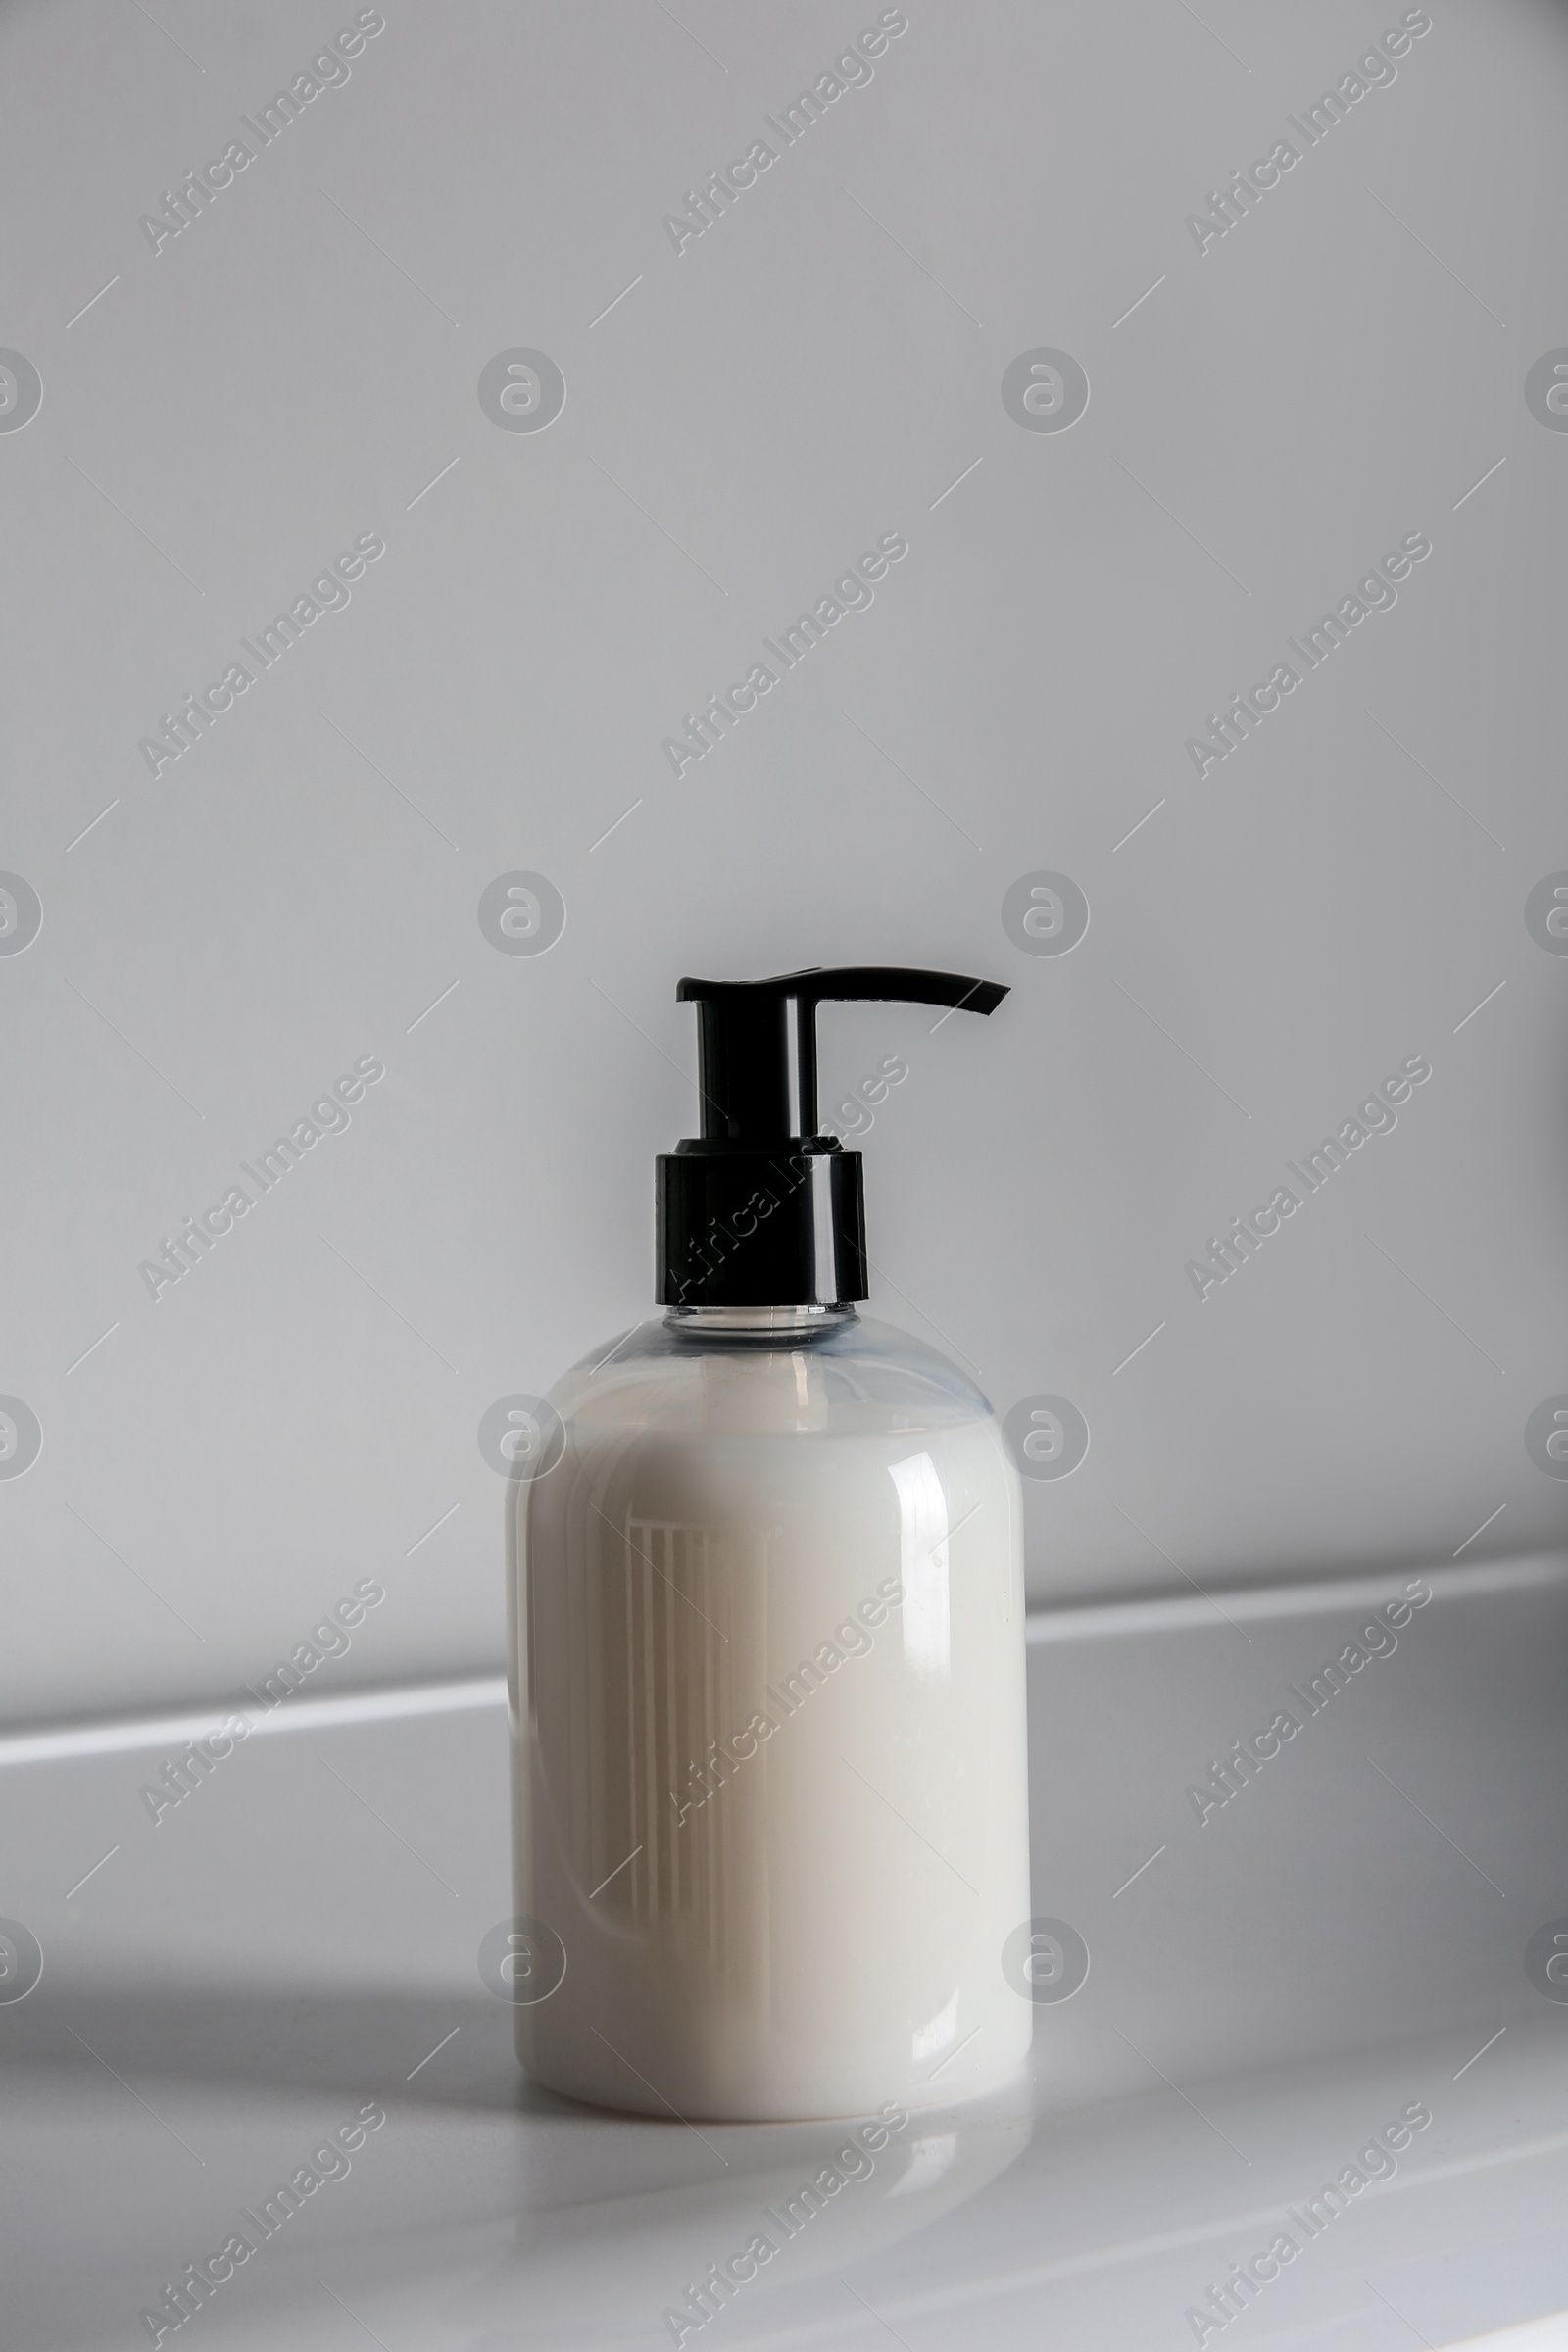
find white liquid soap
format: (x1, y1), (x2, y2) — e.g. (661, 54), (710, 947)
(507, 968), (1031, 2121)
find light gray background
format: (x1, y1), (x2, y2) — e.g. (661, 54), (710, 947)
(1, 0), (1564, 1723)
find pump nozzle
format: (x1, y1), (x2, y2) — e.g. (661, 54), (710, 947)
(658, 965), (1008, 1309)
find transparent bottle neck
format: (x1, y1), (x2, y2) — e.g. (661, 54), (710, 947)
(663, 1303), (858, 1339)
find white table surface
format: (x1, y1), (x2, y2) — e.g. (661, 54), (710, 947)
(4, 1561), (1566, 2349)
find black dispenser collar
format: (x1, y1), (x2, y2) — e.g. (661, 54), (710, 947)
(657, 966), (1008, 1309)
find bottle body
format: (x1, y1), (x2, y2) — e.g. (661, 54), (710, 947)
(507, 1308), (1030, 2122)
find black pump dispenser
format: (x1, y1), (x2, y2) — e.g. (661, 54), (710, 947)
(657, 966), (1007, 1309)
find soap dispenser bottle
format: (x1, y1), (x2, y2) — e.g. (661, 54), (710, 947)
(507, 968), (1031, 2121)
